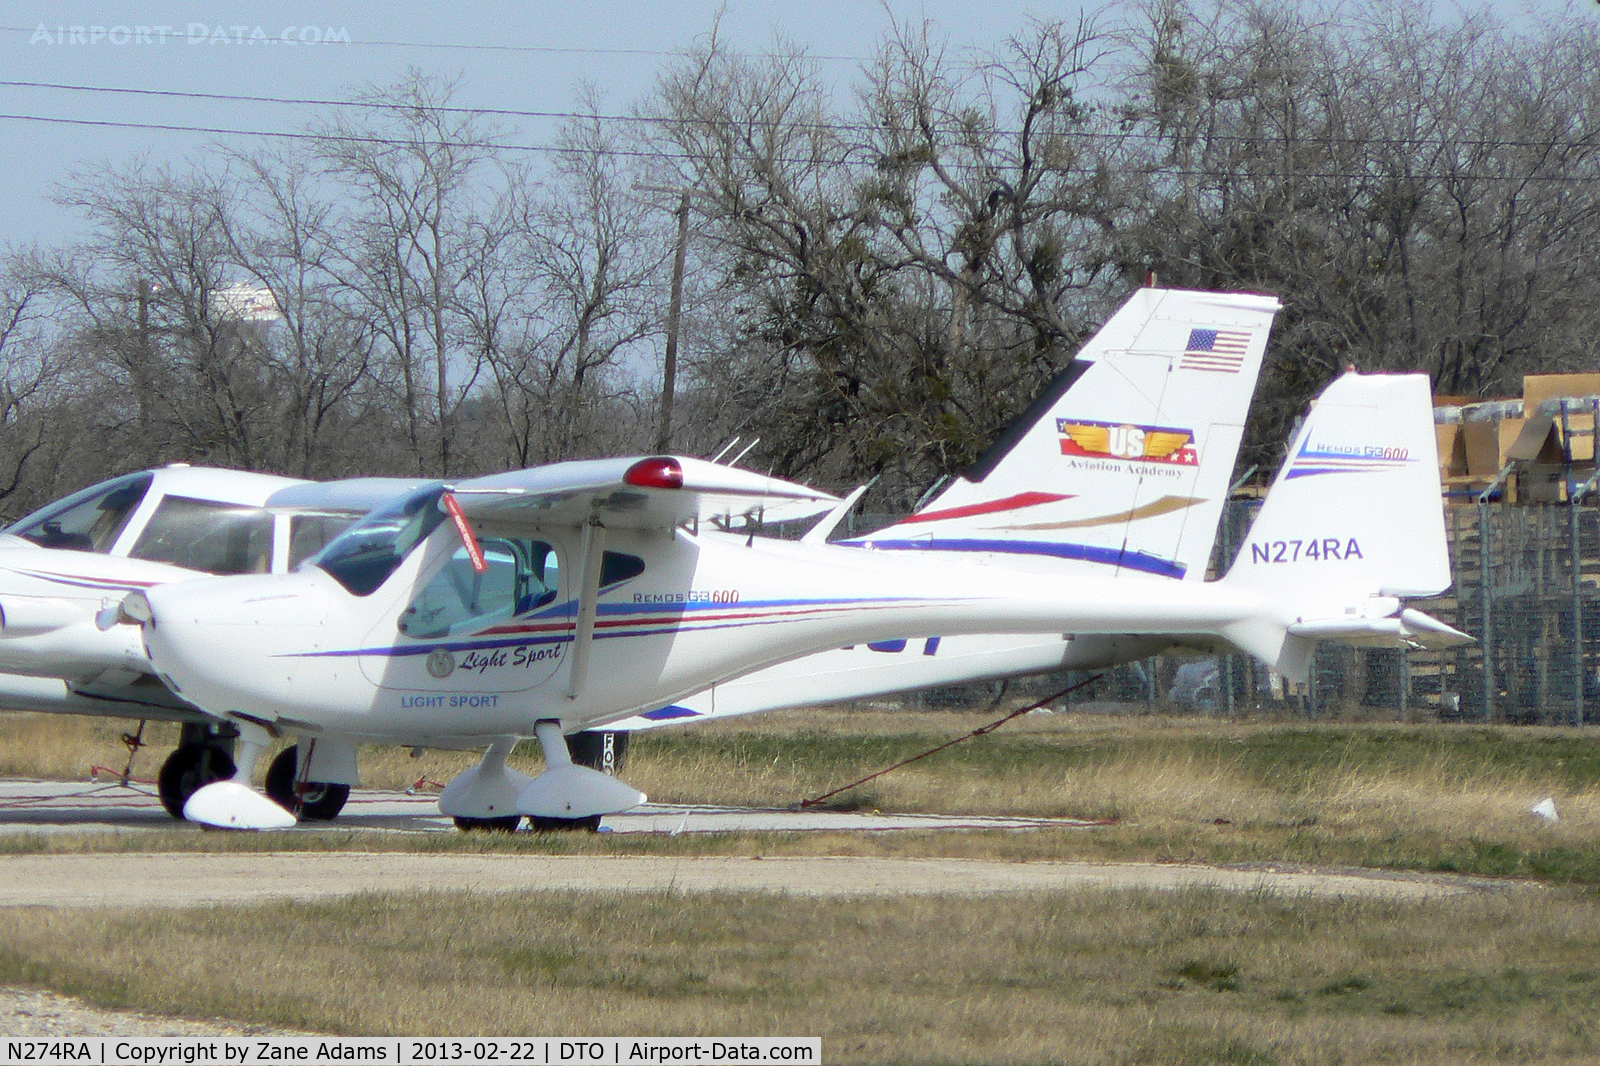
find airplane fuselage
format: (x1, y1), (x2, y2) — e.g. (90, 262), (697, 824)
(140, 524), (1271, 745)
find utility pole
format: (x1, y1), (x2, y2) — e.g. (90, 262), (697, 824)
(636, 184), (710, 455)
(134, 278), (154, 464)
(658, 191), (690, 454)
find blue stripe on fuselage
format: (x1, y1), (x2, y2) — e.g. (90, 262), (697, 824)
(838, 537), (1186, 580)
(283, 595), (937, 659)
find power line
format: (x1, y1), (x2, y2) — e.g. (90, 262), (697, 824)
(0, 110), (657, 159)
(0, 79), (596, 124)
(2, 77), (1599, 156)
(0, 107), (1596, 185)
(0, 24), (866, 62)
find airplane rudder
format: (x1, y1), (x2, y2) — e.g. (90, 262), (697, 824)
(1227, 372), (1450, 599)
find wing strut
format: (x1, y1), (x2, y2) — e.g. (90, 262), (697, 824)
(567, 515), (607, 699)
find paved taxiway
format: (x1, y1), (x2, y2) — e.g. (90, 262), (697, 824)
(0, 779), (1095, 834)
(0, 779), (1522, 905)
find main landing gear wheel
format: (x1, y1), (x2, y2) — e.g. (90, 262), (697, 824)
(158, 745), (236, 819)
(453, 815), (523, 832)
(264, 746), (351, 821)
(528, 815), (603, 833)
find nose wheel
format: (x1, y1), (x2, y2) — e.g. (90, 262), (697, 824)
(157, 744), (236, 819)
(264, 745), (351, 821)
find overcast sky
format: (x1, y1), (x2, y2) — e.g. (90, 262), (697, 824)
(0, 0), (1589, 250)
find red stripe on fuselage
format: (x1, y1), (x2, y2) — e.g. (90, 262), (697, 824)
(899, 492), (1073, 526)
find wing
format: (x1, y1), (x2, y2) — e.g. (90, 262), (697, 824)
(450, 456), (839, 531)
(267, 478), (441, 514)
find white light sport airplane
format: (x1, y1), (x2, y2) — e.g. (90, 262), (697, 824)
(0, 286), (1276, 821)
(123, 370), (1470, 831)
(0, 465), (425, 816)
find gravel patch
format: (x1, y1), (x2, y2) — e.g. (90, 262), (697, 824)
(0, 985), (312, 1036)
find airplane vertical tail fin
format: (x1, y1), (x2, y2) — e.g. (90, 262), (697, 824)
(848, 288), (1281, 581)
(1221, 371), (1468, 679)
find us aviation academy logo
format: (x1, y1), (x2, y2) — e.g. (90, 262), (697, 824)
(1057, 419), (1199, 466)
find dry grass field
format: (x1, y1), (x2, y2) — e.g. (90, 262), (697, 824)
(2, 886), (1598, 1063)
(2, 707), (1596, 881)
(6, 707), (1600, 1061)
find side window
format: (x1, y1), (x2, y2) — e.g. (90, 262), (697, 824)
(399, 539), (559, 639)
(600, 551), (644, 588)
(289, 514), (357, 570)
(129, 496), (274, 575)
(8, 473), (153, 553)
(523, 542), (560, 613)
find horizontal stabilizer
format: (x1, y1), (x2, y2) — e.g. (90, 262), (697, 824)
(1287, 608), (1473, 650)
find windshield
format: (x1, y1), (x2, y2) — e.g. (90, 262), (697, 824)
(6, 472), (154, 553)
(313, 484), (446, 596)
(129, 496), (274, 575)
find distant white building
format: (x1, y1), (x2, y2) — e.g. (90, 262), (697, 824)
(210, 283), (282, 322)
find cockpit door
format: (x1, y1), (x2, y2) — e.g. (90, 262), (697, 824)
(359, 536), (568, 693)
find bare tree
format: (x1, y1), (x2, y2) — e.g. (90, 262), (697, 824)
(317, 71), (498, 476)
(481, 95), (659, 466)
(1115, 0), (1600, 470)
(218, 146), (377, 476)
(50, 160), (281, 469)
(0, 254), (64, 511)
(643, 19), (1122, 491)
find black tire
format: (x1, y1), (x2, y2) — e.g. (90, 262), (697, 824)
(453, 815), (522, 832)
(567, 730), (630, 773)
(528, 814), (603, 833)
(264, 746), (351, 821)
(157, 744), (236, 819)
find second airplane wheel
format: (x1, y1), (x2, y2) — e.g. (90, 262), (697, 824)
(265, 746), (351, 821)
(157, 744), (236, 819)
(567, 730), (630, 773)
(453, 816), (522, 832)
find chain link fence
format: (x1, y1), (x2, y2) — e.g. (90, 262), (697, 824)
(834, 500), (1600, 722)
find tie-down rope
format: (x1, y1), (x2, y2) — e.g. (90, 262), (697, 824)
(800, 672), (1107, 809)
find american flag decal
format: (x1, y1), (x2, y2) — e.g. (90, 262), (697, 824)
(1180, 327), (1251, 373)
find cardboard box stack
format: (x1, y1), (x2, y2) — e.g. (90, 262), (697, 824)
(1435, 374), (1600, 503)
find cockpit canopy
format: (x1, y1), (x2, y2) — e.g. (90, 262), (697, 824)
(4, 468), (357, 576)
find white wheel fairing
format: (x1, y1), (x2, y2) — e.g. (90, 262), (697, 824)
(182, 780), (296, 830)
